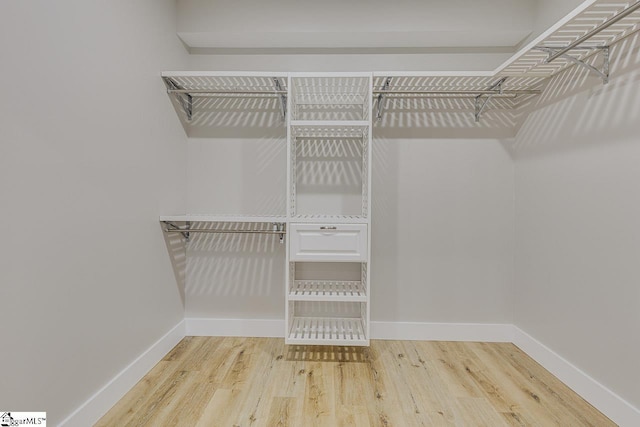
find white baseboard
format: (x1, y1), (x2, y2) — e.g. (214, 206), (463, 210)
(186, 317), (284, 337)
(371, 321), (514, 342)
(513, 326), (640, 427)
(59, 320), (186, 427)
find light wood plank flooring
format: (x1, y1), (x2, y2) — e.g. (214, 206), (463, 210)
(97, 337), (615, 426)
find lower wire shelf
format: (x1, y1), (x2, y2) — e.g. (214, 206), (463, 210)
(287, 316), (368, 346)
(290, 280), (366, 302)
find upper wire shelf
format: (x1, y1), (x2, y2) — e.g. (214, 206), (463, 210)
(499, 0), (640, 78)
(370, 1), (640, 121)
(290, 75), (371, 122)
(161, 72), (288, 123)
(162, 73), (288, 91)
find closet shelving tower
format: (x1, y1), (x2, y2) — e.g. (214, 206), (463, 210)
(286, 73), (373, 346)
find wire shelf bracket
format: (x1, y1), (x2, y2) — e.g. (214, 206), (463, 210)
(273, 222), (286, 243)
(163, 77), (193, 121)
(375, 77), (391, 121)
(536, 46), (610, 84)
(164, 221), (191, 240)
(274, 77), (287, 121)
(475, 77), (507, 123)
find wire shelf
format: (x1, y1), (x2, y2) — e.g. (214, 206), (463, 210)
(162, 73), (288, 92)
(501, 0), (640, 77)
(290, 281), (366, 302)
(288, 316), (367, 345)
(291, 76), (371, 121)
(291, 122), (369, 138)
(160, 214), (286, 223)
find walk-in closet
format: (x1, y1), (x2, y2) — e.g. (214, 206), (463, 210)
(2, 1), (639, 425)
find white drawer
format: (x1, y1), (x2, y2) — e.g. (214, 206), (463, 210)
(289, 223), (368, 262)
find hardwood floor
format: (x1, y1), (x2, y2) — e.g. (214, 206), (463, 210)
(96, 337), (615, 426)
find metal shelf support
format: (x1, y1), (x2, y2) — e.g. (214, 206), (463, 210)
(274, 77), (287, 121)
(475, 77), (507, 123)
(375, 77), (391, 121)
(163, 77), (193, 121)
(537, 46), (610, 84)
(164, 221), (190, 241)
(273, 222), (286, 243)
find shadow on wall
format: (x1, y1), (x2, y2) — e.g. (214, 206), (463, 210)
(371, 136), (399, 320)
(186, 224), (286, 318)
(170, 95), (286, 138)
(186, 135), (287, 215)
(161, 223), (187, 308)
(294, 137), (364, 216)
(166, 82), (537, 140)
(514, 31), (640, 156)
(244, 136), (287, 214)
(374, 95), (535, 139)
(296, 138), (363, 187)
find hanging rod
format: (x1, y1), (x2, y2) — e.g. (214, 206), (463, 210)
(167, 89), (287, 95)
(164, 228), (286, 235)
(374, 94), (520, 99)
(168, 89), (539, 96)
(163, 220), (287, 243)
(372, 89), (541, 95)
(546, 0), (640, 63)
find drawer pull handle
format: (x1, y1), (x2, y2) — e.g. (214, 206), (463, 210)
(320, 226), (337, 230)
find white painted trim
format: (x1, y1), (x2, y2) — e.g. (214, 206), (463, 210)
(186, 318), (284, 337)
(58, 320), (186, 427)
(371, 321), (514, 342)
(512, 327), (640, 427)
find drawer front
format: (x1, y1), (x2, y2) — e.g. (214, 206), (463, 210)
(289, 224), (368, 262)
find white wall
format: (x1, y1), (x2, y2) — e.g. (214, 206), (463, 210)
(372, 138), (515, 323)
(179, 0), (537, 72)
(185, 135), (287, 319)
(514, 35), (640, 409)
(0, 1), (188, 424)
(177, 0), (534, 49)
